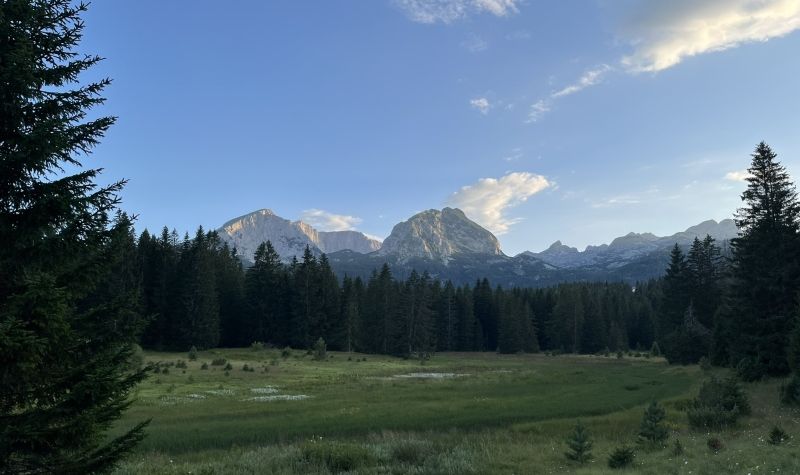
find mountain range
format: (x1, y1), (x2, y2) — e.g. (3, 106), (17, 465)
(218, 208), (737, 286)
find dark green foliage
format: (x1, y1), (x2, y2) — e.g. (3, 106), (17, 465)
(638, 401), (668, 447)
(687, 377), (750, 430)
(706, 437), (723, 453)
(200, 363), (209, 370)
(768, 426), (789, 445)
(223, 362), (233, 371)
(188, 346), (198, 361)
(607, 446), (635, 469)
(0, 2), (149, 472)
(211, 358), (227, 366)
(301, 441), (374, 472)
(650, 341), (661, 357)
(720, 143), (800, 377)
(671, 439), (684, 456)
(779, 373), (800, 406)
(564, 420), (593, 464)
(175, 360), (187, 369)
(313, 337), (327, 361)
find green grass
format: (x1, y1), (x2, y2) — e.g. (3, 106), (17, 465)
(113, 350), (800, 474)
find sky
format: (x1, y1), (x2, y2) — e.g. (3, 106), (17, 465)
(79, 0), (800, 255)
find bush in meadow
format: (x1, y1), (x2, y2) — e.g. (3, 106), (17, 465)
(768, 426), (789, 445)
(687, 377), (750, 430)
(779, 373), (800, 406)
(313, 338), (327, 361)
(188, 345), (198, 361)
(638, 401), (668, 447)
(564, 420), (593, 464)
(607, 446), (635, 469)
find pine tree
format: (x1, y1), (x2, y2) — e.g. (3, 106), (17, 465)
(0, 2), (148, 471)
(564, 420), (593, 464)
(725, 142), (800, 377)
(638, 401), (668, 447)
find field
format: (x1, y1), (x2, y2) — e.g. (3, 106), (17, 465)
(113, 349), (800, 474)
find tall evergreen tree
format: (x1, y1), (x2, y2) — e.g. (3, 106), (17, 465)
(724, 142), (800, 377)
(0, 2), (148, 471)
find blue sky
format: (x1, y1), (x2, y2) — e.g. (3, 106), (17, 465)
(81, 0), (800, 255)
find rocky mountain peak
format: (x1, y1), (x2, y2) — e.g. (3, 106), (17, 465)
(378, 207), (503, 264)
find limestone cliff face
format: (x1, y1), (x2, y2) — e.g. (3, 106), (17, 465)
(217, 209), (381, 262)
(378, 207), (503, 264)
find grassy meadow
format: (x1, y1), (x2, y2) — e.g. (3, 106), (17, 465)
(113, 349), (800, 474)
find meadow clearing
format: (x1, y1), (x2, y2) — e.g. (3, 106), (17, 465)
(113, 349), (800, 474)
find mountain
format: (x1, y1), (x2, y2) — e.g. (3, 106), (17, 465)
(217, 209), (381, 261)
(378, 207), (503, 263)
(219, 208), (737, 287)
(523, 219), (737, 270)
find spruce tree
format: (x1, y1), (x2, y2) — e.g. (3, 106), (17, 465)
(564, 420), (593, 464)
(637, 401), (668, 447)
(0, 2), (148, 471)
(725, 142), (800, 377)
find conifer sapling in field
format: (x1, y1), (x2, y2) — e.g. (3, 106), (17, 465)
(564, 420), (593, 464)
(638, 401), (668, 447)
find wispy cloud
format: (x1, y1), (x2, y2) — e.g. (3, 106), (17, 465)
(470, 97), (491, 114)
(394, 0), (519, 24)
(621, 0), (800, 73)
(461, 33), (488, 52)
(552, 64), (613, 98)
(447, 171), (551, 235)
(526, 99), (551, 123)
(527, 64), (612, 122)
(300, 209), (362, 231)
(724, 170), (752, 182)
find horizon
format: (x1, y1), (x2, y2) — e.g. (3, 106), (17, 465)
(80, 1), (800, 254)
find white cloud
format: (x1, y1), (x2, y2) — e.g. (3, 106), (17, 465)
(526, 99), (551, 123)
(527, 64), (612, 123)
(394, 0), (519, 24)
(300, 209), (362, 231)
(622, 0), (800, 73)
(552, 64), (613, 98)
(725, 170), (752, 182)
(470, 97), (491, 114)
(447, 172), (551, 235)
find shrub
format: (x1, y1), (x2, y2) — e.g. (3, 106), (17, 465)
(281, 347), (292, 359)
(200, 362), (209, 370)
(250, 341), (265, 351)
(161, 367), (169, 375)
(671, 439), (684, 456)
(211, 357), (227, 366)
(768, 426), (788, 445)
(651, 341), (661, 357)
(390, 439), (434, 465)
(129, 343), (145, 370)
(736, 356), (764, 382)
(779, 373), (800, 406)
(564, 420), (593, 464)
(687, 377), (750, 430)
(607, 446), (635, 469)
(223, 362), (233, 371)
(188, 345), (198, 361)
(175, 360), (187, 369)
(242, 363), (250, 372)
(707, 437), (723, 453)
(313, 337), (327, 361)
(638, 401), (668, 447)
(301, 441), (373, 472)
(616, 351), (624, 359)
(699, 356), (712, 371)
